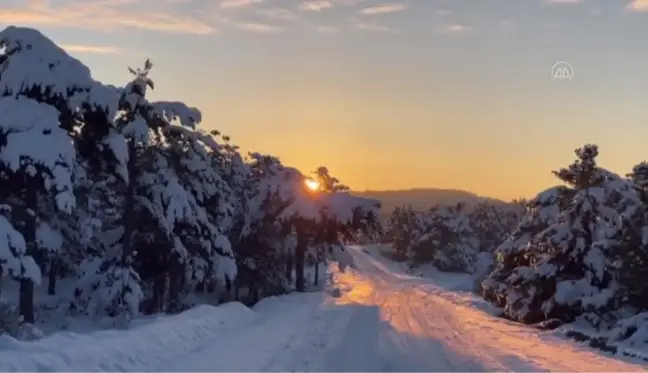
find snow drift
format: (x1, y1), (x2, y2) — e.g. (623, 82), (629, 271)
(0, 303), (258, 371)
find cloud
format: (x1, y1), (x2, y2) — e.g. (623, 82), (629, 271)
(255, 7), (297, 20)
(299, 1), (334, 11)
(218, 0), (264, 9)
(234, 22), (281, 33)
(61, 44), (121, 54)
(587, 8), (601, 16)
(626, 0), (648, 11)
(545, 0), (584, 3)
(297, 0), (363, 11)
(316, 25), (339, 34)
(434, 9), (453, 16)
(499, 20), (515, 30)
(439, 23), (471, 35)
(359, 3), (407, 15)
(355, 22), (399, 33)
(217, 16), (281, 34)
(0, 0), (215, 35)
(542, 22), (560, 30)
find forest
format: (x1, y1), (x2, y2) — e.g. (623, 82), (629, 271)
(0, 25), (380, 338)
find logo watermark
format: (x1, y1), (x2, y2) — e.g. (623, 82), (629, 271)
(551, 61), (574, 81)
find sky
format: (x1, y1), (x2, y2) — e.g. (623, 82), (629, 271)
(0, 0), (647, 201)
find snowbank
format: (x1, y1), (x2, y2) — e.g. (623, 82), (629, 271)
(0, 302), (258, 371)
(0, 257), (350, 372)
(558, 314), (648, 363)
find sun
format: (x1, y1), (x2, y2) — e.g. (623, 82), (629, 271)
(305, 178), (320, 191)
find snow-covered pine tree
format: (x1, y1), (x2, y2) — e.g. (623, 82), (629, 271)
(402, 209), (435, 265)
(615, 162), (648, 311)
(276, 167), (323, 292)
(320, 192), (381, 249)
(76, 59), (217, 319)
(428, 203), (479, 273)
(386, 206), (417, 261)
(231, 153), (296, 301)
(314, 166), (349, 192)
(129, 126), (236, 313)
(489, 145), (632, 324)
(469, 202), (522, 254)
(481, 185), (574, 308)
(275, 168), (380, 292)
(0, 26), (119, 323)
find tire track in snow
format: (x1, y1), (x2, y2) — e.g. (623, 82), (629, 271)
(333, 245), (648, 372)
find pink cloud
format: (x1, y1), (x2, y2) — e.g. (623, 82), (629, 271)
(0, 0), (215, 35)
(627, 0), (648, 11)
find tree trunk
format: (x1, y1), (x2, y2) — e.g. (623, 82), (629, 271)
(48, 258), (58, 296)
(152, 275), (166, 314)
(314, 257), (319, 286)
(285, 254), (293, 285)
(19, 279), (35, 324)
(295, 232), (306, 292)
(168, 263), (183, 313)
(248, 279), (257, 305)
(122, 141), (137, 265)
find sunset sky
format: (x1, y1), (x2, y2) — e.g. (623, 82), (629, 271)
(1, 0), (647, 200)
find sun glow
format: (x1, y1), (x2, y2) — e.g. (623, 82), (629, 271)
(305, 178), (320, 191)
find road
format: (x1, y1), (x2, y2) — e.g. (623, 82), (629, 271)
(165, 245), (648, 372)
(316, 245), (647, 372)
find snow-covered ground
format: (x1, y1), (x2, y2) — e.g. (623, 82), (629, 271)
(340, 246), (648, 371)
(1, 245), (646, 372)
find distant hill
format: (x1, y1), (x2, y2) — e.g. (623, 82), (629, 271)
(352, 188), (510, 214)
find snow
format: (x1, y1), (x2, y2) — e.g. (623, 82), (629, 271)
(321, 246), (647, 371)
(0, 245), (645, 372)
(0, 97), (76, 212)
(21, 256), (43, 286)
(324, 192), (380, 224)
(0, 303), (258, 371)
(0, 26), (94, 97)
(35, 221), (63, 252)
(0, 214), (41, 283)
(152, 101), (201, 128)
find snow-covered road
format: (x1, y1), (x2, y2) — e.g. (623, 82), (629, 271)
(2, 245), (647, 372)
(164, 245), (648, 372)
(319, 245), (648, 372)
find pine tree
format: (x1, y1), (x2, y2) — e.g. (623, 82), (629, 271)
(0, 26), (109, 323)
(481, 185), (574, 308)
(489, 145), (631, 324)
(429, 203), (479, 273)
(616, 162), (648, 311)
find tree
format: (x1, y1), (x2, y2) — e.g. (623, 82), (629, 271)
(615, 162), (648, 312)
(481, 185), (574, 309)
(0, 26), (109, 323)
(314, 166), (349, 192)
(429, 203), (479, 273)
(485, 145), (632, 324)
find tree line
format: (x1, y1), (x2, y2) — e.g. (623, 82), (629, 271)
(0, 26), (380, 334)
